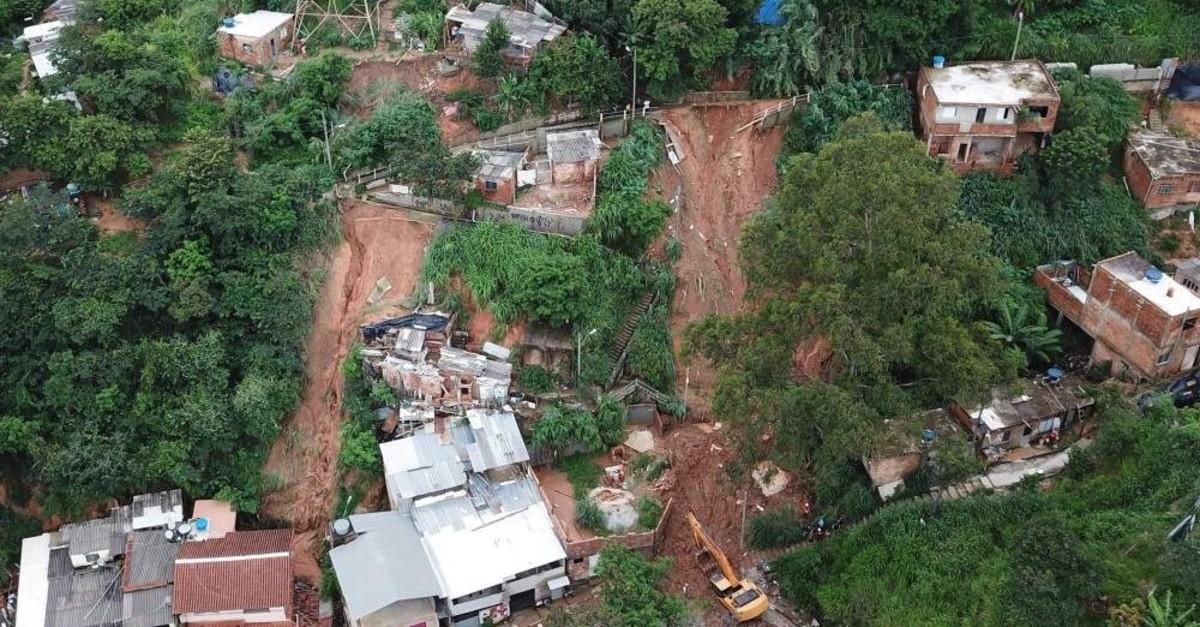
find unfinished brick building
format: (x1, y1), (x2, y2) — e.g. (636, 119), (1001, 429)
(1036, 252), (1200, 380)
(917, 59), (1060, 175)
(1124, 131), (1200, 218)
(216, 10), (293, 67)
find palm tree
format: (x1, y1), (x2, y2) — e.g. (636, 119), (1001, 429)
(1143, 590), (1198, 627)
(983, 301), (1063, 364)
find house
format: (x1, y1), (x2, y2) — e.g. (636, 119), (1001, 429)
(172, 529), (294, 624)
(15, 490), (184, 627)
(1175, 258), (1200, 296)
(216, 10), (293, 67)
(917, 59), (1060, 175)
(546, 130), (602, 185)
(474, 150), (528, 204)
(445, 2), (566, 67)
(862, 410), (960, 500)
(1037, 252), (1200, 379)
(950, 381), (1095, 463)
(19, 20), (66, 79)
(331, 410), (568, 627)
(1124, 131), (1200, 218)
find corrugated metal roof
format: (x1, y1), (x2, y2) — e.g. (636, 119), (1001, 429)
(129, 490), (183, 531)
(462, 410), (529, 471)
(382, 433), (467, 501)
(330, 512), (442, 620)
(447, 3), (566, 47)
(547, 130), (602, 164)
(64, 513), (126, 559)
(476, 150), (524, 180)
(121, 530), (178, 592)
(122, 586), (172, 627)
(44, 564), (124, 627)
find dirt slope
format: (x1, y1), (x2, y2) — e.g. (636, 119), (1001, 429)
(262, 200), (434, 583)
(656, 104), (787, 418)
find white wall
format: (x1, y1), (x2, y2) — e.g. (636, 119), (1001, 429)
(181, 607), (288, 624)
(935, 105), (1015, 125)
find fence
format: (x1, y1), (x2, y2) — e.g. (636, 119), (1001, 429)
(366, 189), (585, 237)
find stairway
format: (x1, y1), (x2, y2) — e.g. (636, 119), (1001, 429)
(606, 292), (657, 388)
(1148, 108), (1165, 133)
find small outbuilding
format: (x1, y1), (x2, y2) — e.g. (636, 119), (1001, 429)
(1124, 131), (1200, 217)
(546, 129), (602, 184)
(474, 149), (527, 204)
(216, 11), (294, 67)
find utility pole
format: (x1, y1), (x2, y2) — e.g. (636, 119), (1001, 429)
(1011, 11), (1024, 61)
(626, 44), (637, 115)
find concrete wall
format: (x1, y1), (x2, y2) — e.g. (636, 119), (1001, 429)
(358, 598), (438, 627)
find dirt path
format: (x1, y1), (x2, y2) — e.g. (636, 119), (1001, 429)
(262, 200), (435, 583)
(655, 104), (786, 419)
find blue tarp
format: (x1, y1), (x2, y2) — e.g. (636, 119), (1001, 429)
(1168, 64), (1200, 101)
(756, 0), (784, 25)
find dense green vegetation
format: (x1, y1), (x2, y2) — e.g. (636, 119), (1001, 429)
(773, 395), (1200, 625)
(544, 545), (686, 627)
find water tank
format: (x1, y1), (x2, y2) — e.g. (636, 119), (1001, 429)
(164, 528), (178, 543)
(921, 429), (936, 443)
(222, 16), (235, 28)
(177, 522), (193, 537)
(332, 519), (352, 537)
(932, 55), (946, 69)
(1146, 267), (1164, 283)
(194, 517), (208, 532)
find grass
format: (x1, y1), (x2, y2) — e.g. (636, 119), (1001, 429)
(558, 453), (603, 499)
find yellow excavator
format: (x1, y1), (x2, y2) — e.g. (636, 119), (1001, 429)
(687, 512), (770, 622)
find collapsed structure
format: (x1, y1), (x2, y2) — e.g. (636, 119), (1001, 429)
(950, 381), (1096, 463)
(917, 59), (1060, 174)
(444, 2), (566, 67)
(15, 492), (295, 627)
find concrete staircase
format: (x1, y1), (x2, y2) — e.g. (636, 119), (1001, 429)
(606, 292), (657, 388)
(916, 476), (997, 502)
(1148, 108), (1166, 133)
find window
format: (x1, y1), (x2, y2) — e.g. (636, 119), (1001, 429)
(241, 43), (252, 52)
(957, 143), (969, 161)
(484, 179), (498, 192)
(1157, 351), (1172, 365)
(1000, 429), (1012, 442)
(937, 106), (956, 121)
(1159, 184), (1174, 195)
(1022, 424), (1033, 436)
(975, 108), (987, 123)
(1186, 317), (1197, 330)
(1029, 105), (1050, 118)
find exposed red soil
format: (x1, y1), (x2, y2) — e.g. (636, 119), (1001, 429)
(464, 305), (526, 350)
(1167, 100), (1200, 137)
(0, 168), (49, 192)
(344, 55), (487, 145)
(89, 195), (146, 235)
(261, 200), (434, 584)
(654, 103), (787, 419)
(656, 423), (807, 623)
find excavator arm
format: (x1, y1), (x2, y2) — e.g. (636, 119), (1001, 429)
(687, 513), (741, 586)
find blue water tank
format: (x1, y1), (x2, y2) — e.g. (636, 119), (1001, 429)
(932, 55), (946, 69)
(1146, 267), (1164, 283)
(921, 429), (936, 443)
(195, 517), (209, 532)
(222, 16), (235, 28)
(755, 0), (784, 25)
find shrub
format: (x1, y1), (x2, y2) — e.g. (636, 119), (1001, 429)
(575, 496), (606, 533)
(338, 420), (381, 476)
(558, 453), (603, 499)
(748, 506), (808, 549)
(518, 365), (557, 394)
(636, 495), (664, 529)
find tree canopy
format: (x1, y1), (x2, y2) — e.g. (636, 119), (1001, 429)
(630, 0), (736, 100)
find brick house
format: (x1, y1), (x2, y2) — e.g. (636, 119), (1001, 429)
(474, 150), (527, 204)
(546, 130), (602, 185)
(917, 60), (1060, 175)
(1036, 252), (1200, 380)
(1124, 131), (1200, 218)
(217, 11), (293, 67)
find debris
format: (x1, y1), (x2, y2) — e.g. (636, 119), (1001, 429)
(752, 461), (792, 498)
(588, 487), (638, 533)
(366, 276), (392, 305)
(624, 429), (656, 454)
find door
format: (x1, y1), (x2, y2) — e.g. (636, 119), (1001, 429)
(509, 589), (537, 613)
(1184, 345), (1199, 371)
(957, 143), (969, 161)
(270, 38), (276, 56)
(975, 108), (987, 123)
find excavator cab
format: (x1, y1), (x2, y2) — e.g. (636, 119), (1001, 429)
(687, 513), (770, 622)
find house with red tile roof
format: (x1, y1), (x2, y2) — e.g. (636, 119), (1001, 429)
(172, 529), (294, 625)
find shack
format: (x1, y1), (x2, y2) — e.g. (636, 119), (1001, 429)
(216, 11), (293, 67)
(950, 380), (1095, 463)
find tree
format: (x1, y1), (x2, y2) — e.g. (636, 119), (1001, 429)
(533, 34), (622, 114)
(543, 0), (632, 49)
(594, 545), (687, 627)
(59, 114), (153, 191)
(1053, 71), (1141, 149)
(1039, 127), (1109, 192)
(474, 18), (510, 78)
(290, 51), (352, 106)
(630, 0), (736, 100)
(982, 301), (1062, 366)
(782, 80), (913, 156)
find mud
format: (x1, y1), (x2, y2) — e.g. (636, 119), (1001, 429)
(262, 200), (434, 584)
(345, 55), (488, 145)
(655, 103), (787, 419)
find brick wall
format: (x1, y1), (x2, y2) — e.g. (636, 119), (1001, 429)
(477, 174), (516, 204)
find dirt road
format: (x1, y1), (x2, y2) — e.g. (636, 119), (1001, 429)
(655, 104), (787, 418)
(262, 200), (434, 583)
